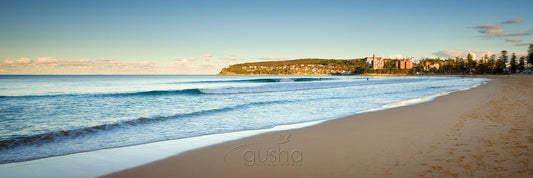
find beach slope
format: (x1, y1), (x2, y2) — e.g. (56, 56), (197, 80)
(105, 75), (532, 177)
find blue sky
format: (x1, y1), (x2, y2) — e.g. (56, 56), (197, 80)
(1, 0), (532, 74)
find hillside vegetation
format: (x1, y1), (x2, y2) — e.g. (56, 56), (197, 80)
(218, 58), (365, 75)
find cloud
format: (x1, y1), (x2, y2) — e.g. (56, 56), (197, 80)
(468, 22), (529, 39)
(34, 57), (60, 64)
(85, 58), (156, 74)
(0, 57), (158, 74)
(501, 18), (522, 24)
(504, 39), (522, 44)
(503, 32), (529, 37)
(433, 49), (495, 59)
(219, 56), (238, 61)
(515, 41), (533, 46)
(60, 59), (92, 65)
(176, 58), (197, 63)
(387, 54), (404, 59)
(202, 54), (213, 58)
(514, 52), (528, 57)
(163, 62), (226, 74)
(483, 32), (530, 38)
(470, 24), (503, 34)
(0, 57), (230, 74)
(1, 57), (32, 65)
(258, 56), (289, 61)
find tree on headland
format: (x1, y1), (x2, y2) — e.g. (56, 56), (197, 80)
(442, 58), (455, 74)
(496, 50), (508, 73)
(518, 56), (525, 72)
(467, 53), (476, 74)
(510, 53), (517, 73)
(455, 58), (466, 74)
(475, 54), (489, 74)
(529, 44), (533, 67)
(488, 54), (496, 74)
(384, 60), (396, 74)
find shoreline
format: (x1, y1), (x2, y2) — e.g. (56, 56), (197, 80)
(105, 75), (532, 177)
(0, 76), (488, 177)
(216, 73), (526, 77)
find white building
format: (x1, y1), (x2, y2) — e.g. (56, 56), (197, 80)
(409, 57), (420, 65)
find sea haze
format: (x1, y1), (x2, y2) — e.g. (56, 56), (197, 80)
(0, 75), (487, 163)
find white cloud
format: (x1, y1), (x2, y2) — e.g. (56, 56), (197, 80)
(501, 18), (522, 24)
(514, 52), (528, 57)
(202, 54), (213, 57)
(61, 58), (92, 64)
(258, 56), (289, 61)
(98, 58), (116, 62)
(387, 54), (404, 59)
(176, 58), (197, 63)
(504, 39), (522, 44)
(515, 41), (533, 46)
(0, 57), (228, 74)
(471, 24), (503, 34)
(468, 22), (530, 39)
(433, 49), (495, 59)
(0, 57), (160, 74)
(219, 56), (238, 61)
(162, 62), (226, 74)
(1, 57), (32, 65)
(483, 32), (530, 38)
(34, 57), (59, 64)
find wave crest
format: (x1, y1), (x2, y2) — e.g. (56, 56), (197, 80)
(174, 77), (336, 84)
(0, 100), (295, 151)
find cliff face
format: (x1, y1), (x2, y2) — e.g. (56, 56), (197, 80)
(218, 59), (365, 75)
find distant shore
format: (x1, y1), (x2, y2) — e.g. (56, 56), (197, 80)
(217, 73), (529, 77)
(105, 75), (533, 177)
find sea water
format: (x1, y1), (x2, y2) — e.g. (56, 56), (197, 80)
(0, 75), (487, 163)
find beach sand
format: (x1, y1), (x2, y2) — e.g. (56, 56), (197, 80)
(105, 75), (533, 177)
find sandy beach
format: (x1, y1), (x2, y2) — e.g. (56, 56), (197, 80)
(105, 75), (533, 177)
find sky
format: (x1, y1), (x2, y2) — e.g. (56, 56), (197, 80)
(1, 0), (532, 74)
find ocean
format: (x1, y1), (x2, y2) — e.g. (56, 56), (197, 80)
(0, 75), (488, 164)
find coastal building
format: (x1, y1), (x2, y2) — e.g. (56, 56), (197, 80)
(396, 59), (413, 69)
(365, 54), (384, 69)
(423, 61), (440, 71)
